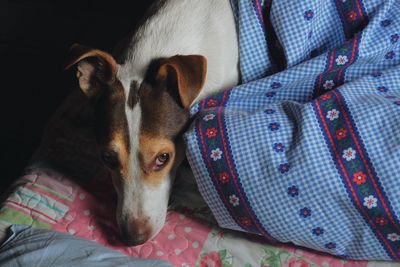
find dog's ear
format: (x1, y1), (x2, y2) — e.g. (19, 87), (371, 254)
(65, 44), (118, 98)
(156, 55), (207, 109)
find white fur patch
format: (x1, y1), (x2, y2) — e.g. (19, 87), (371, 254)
(113, 94), (172, 238)
(118, 0), (239, 106)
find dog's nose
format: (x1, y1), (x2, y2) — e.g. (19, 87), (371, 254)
(120, 219), (152, 246)
(121, 232), (149, 246)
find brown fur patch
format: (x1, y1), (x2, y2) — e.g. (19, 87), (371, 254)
(111, 131), (130, 179)
(134, 61), (198, 187)
(127, 81), (139, 109)
(95, 79), (131, 179)
(139, 81), (189, 138)
(156, 55), (207, 109)
(65, 44), (118, 99)
(138, 135), (175, 187)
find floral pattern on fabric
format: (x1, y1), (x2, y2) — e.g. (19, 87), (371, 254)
(313, 91), (400, 259)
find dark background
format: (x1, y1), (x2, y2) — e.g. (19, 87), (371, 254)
(0, 0), (154, 193)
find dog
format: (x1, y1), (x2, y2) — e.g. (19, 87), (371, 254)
(65, 0), (239, 245)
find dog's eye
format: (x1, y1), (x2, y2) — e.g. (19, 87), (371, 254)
(155, 153), (170, 169)
(101, 150), (119, 170)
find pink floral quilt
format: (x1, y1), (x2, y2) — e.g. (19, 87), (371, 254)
(0, 168), (396, 267)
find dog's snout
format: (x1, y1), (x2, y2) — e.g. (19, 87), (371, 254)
(120, 218), (152, 246)
(122, 233), (149, 246)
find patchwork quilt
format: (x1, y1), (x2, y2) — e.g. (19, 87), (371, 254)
(184, 0), (400, 261)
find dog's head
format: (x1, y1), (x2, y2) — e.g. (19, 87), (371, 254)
(65, 44), (206, 245)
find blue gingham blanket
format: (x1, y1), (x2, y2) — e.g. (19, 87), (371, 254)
(184, 0), (400, 261)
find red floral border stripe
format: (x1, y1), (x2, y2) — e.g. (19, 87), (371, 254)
(313, 32), (361, 98)
(195, 90), (275, 242)
(313, 0), (368, 98)
(334, 0), (368, 40)
(253, 0), (265, 27)
(334, 94), (400, 231)
(313, 91), (400, 260)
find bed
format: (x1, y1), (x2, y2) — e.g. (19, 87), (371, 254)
(0, 167), (397, 266)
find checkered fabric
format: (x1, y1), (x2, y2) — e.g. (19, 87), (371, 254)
(184, 0), (400, 261)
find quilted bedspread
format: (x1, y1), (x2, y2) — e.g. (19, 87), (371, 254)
(0, 168), (396, 267)
(184, 0), (400, 261)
